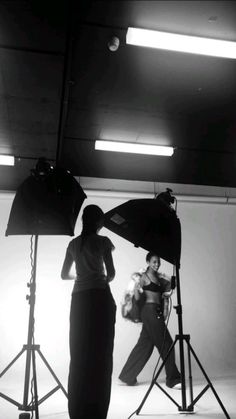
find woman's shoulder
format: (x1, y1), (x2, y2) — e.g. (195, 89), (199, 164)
(96, 234), (115, 250)
(158, 272), (171, 291)
(140, 271), (150, 285)
(68, 236), (81, 247)
(97, 234), (112, 243)
(66, 236), (81, 255)
(158, 271), (170, 282)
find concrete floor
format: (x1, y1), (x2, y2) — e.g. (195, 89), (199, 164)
(0, 376), (235, 419)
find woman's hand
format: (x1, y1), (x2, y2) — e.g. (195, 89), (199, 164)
(162, 290), (173, 298)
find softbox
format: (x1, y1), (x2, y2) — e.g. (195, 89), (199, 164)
(104, 197), (181, 266)
(6, 166), (87, 236)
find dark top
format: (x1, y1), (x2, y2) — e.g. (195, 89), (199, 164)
(143, 281), (162, 293)
(66, 233), (114, 293)
(141, 271), (171, 294)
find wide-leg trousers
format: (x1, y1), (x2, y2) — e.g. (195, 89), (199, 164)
(119, 303), (180, 385)
(68, 287), (116, 419)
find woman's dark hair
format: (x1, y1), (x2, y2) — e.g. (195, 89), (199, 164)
(80, 205), (104, 246)
(146, 251), (160, 263)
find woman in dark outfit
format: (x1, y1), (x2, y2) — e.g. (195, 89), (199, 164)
(61, 205), (116, 419)
(119, 252), (180, 389)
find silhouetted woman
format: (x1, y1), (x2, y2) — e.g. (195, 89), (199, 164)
(61, 204), (116, 419)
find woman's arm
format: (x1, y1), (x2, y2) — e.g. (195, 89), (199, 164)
(103, 249), (115, 282)
(132, 272), (145, 300)
(160, 273), (173, 297)
(61, 249), (76, 280)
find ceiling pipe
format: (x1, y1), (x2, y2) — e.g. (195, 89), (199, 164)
(56, 1), (96, 167)
(82, 189), (235, 205)
(55, 4), (75, 166)
(1, 188), (236, 205)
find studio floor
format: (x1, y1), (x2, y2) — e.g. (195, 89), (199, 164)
(0, 376), (235, 419)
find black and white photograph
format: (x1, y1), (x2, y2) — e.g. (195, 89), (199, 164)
(0, 2), (236, 419)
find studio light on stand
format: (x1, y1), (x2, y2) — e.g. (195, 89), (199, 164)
(104, 189), (230, 418)
(0, 158), (87, 419)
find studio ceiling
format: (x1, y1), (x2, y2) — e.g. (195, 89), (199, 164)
(1, 0), (236, 191)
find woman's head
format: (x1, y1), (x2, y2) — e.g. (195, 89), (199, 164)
(82, 205), (104, 233)
(146, 252), (160, 272)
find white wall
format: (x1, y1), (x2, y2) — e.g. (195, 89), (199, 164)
(0, 192), (235, 392)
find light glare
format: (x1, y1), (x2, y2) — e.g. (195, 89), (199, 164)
(126, 27), (236, 59)
(0, 155), (15, 166)
(95, 140), (174, 156)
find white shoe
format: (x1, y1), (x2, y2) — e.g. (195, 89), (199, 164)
(117, 379), (127, 386)
(117, 378), (138, 386)
(172, 382), (181, 390)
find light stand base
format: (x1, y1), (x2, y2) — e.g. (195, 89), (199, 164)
(0, 236), (68, 418)
(136, 333), (231, 419)
(0, 343), (67, 416)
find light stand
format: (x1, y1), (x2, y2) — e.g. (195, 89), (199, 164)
(103, 190), (231, 418)
(0, 235), (67, 419)
(134, 261), (231, 418)
(0, 161), (86, 418)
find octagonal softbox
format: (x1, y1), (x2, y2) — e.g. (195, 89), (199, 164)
(6, 166), (87, 236)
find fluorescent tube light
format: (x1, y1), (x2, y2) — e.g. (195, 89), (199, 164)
(176, 195), (227, 204)
(95, 140), (174, 156)
(126, 27), (236, 59)
(0, 155), (15, 166)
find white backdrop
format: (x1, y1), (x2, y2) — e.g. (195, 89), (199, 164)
(0, 191), (236, 394)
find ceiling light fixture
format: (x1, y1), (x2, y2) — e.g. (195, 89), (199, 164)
(95, 140), (174, 156)
(108, 36), (120, 52)
(0, 155), (15, 166)
(126, 27), (236, 59)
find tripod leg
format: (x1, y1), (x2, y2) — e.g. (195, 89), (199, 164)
(177, 334), (188, 411)
(187, 341), (231, 419)
(31, 345), (39, 419)
(186, 337), (194, 406)
(136, 378), (157, 415)
(0, 347), (25, 379)
(136, 337), (181, 415)
(22, 345), (32, 408)
(37, 348), (68, 397)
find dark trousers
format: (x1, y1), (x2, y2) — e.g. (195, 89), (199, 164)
(68, 287), (116, 419)
(119, 303), (180, 385)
